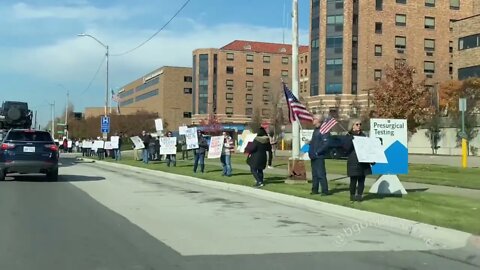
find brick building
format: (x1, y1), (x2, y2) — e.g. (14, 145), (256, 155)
(308, 0), (478, 119)
(191, 40), (309, 130)
(116, 66), (193, 131)
(453, 14), (480, 80)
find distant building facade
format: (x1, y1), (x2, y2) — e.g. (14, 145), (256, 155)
(453, 14), (480, 80)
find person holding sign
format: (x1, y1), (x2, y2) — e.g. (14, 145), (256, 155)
(193, 131), (209, 173)
(220, 132), (234, 177)
(246, 127), (271, 188)
(344, 120), (372, 202)
(140, 131), (152, 164)
(165, 132), (177, 167)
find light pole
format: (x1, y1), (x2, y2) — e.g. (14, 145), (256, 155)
(58, 84), (69, 139)
(77, 33), (109, 117)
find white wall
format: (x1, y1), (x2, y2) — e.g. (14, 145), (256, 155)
(409, 127), (480, 156)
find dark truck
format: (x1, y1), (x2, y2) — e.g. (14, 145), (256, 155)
(0, 101), (33, 129)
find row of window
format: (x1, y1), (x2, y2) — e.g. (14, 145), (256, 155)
(374, 38), (437, 56)
(373, 60), (438, 81)
(119, 89), (159, 106)
(227, 108), (271, 117)
(459, 34), (480, 51)
(225, 66), (291, 77)
(226, 52), (290, 64)
(375, 16), (436, 33)
(225, 93), (271, 102)
(376, 0), (460, 10)
(225, 80), (274, 88)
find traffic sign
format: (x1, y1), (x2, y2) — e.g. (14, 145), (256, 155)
(101, 116), (110, 133)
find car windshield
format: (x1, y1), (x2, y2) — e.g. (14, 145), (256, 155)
(6, 131), (53, 142)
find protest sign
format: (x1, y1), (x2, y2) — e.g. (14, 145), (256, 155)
(104, 141), (113, 150)
(160, 137), (177, 155)
(185, 127), (199, 150)
(130, 136), (145, 149)
(352, 136), (388, 163)
(300, 129), (314, 160)
(155, 118), (164, 132)
(179, 126), (188, 135)
(93, 140), (105, 149)
(207, 136), (224, 159)
(238, 133), (257, 153)
(111, 136), (120, 149)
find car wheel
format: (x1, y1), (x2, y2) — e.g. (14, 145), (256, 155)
(46, 169), (59, 181)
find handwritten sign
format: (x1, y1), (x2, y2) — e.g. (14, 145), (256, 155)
(104, 141), (113, 150)
(155, 118), (164, 132)
(185, 127), (199, 150)
(352, 136), (388, 163)
(111, 136), (120, 149)
(93, 140), (105, 149)
(160, 137), (177, 155)
(130, 136), (145, 149)
(207, 136), (224, 159)
(179, 126), (188, 135)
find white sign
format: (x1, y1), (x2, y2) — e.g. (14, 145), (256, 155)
(67, 140), (72, 148)
(111, 136), (120, 149)
(179, 126), (188, 135)
(104, 141), (113, 150)
(207, 136), (224, 159)
(160, 137), (177, 155)
(352, 136), (388, 163)
(130, 136), (145, 149)
(459, 98), (467, 112)
(155, 118), (164, 132)
(238, 133), (257, 153)
(93, 140), (105, 149)
(300, 129), (314, 160)
(82, 140), (91, 148)
(185, 127), (199, 150)
(370, 118), (408, 174)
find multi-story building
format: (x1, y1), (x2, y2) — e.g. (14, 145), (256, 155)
(309, 0), (477, 119)
(116, 66), (193, 131)
(453, 14), (480, 80)
(191, 40), (308, 129)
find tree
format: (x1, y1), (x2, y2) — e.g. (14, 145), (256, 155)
(371, 62), (433, 133)
(248, 108), (262, 132)
(199, 114), (222, 135)
(270, 91), (286, 136)
(439, 80), (463, 114)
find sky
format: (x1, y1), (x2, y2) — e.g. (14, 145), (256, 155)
(0, 0), (310, 127)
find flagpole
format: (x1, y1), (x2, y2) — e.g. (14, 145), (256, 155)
(291, 0), (300, 159)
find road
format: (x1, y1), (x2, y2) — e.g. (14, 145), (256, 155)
(0, 155), (478, 270)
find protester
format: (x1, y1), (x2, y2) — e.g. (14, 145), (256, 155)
(308, 115), (331, 196)
(220, 131), (234, 176)
(140, 130), (151, 164)
(193, 131), (209, 173)
(267, 131), (276, 169)
(180, 135), (189, 160)
(154, 135), (161, 161)
(246, 127), (271, 187)
(344, 119), (371, 202)
(114, 133), (123, 161)
(165, 131), (177, 167)
(62, 138), (68, 153)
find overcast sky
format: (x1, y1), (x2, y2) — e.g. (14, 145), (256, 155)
(0, 0), (309, 127)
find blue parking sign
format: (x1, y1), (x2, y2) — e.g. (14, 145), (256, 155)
(101, 116), (110, 133)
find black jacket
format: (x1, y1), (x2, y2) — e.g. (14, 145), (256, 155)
(246, 136), (271, 170)
(141, 134), (151, 148)
(344, 131), (372, 177)
(308, 128), (330, 160)
(196, 135), (209, 154)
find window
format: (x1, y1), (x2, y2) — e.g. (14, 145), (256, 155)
(374, 69), (382, 81)
(281, 70), (289, 77)
(459, 65), (480, 80)
(396, 0), (406, 3)
(311, 38), (319, 48)
(425, 17), (435, 29)
(425, 0), (435, 7)
(325, 83), (342, 94)
(246, 94), (253, 101)
(226, 93), (233, 100)
(450, 41), (453, 53)
(282, 57), (289, 64)
(450, 0), (460, 10)
(246, 68), (254, 75)
(395, 58), (406, 68)
(395, 36), (406, 49)
(305, 68), (308, 76)
(376, 0), (383, 10)
(263, 69), (270, 76)
(326, 58), (343, 70)
(449, 63), (453, 75)
(226, 107), (234, 114)
(326, 36), (343, 48)
(424, 39), (435, 51)
(226, 66), (234, 74)
(375, 22), (382, 34)
(263, 55), (271, 63)
(396, 14), (406, 26)
(263, 82), (270, 88)
(246, 81), (254, 88)
(226, 53), (234, 60)
(459, 34), (480, 50)
(245, 108), (253, 116)
(263, 95), (270, 102)
(375, 44), (382, 56)
(327, 15), (344, 25)
(262, 109), (270, 117)
(183, 112), (192, 118)
(424, 61), (435, 74)
(246, 54), (254, 62)
(226, 79), (234, 87)
(135, 89), (159, 102)
(305, 55), (308, 63)
(352, 58), (357, 70)
(184, 76), (192, 82)
(183, 88), (192, 94)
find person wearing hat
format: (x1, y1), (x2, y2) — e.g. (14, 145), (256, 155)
(194, 131), (209, 173)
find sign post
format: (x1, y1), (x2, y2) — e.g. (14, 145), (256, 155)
(101, 116), (110, 134)
(459, 98), (468, 168)
(369, 118), (408, 195)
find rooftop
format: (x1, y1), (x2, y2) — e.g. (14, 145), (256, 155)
(221, 40), (309, 55)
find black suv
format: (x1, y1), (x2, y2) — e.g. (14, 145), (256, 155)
(0, 129), (59, 181)
(326, 135), (349, 159)
(0, 101), (33, 129)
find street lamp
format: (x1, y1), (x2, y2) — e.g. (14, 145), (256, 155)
(77, 33), (109, 117)
(58, 84), (69, 139)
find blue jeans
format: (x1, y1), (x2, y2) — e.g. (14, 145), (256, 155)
(114, 149), (121, 161)
(311, 158), (328, 193)
(142, 149), (149, 164)
(166, 154), (176, 167)
(220, 154), (232, 176)
(193, 152), (205, 173)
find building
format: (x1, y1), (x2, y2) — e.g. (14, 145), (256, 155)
(309, 0), (478, 119)
(84, 107), (139, 119)
(453, 14), (480, 80)
(191, 40), (309, 129)
(116, 66), (193, 131)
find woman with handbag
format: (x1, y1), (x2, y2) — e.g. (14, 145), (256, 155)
(246, 127), (271, 188)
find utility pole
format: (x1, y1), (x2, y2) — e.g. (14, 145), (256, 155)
(65, 90), (69, 139)
(34, 110), (37, 129)
(50, 101), (55, 139)
(106, 45), (109, 116)
(291, 0), (300, 158)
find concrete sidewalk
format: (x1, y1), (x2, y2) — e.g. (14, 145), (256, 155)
(198, 159), (480, 200)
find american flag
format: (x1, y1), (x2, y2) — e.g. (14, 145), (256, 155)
(319, 117), (338, 134)
(283, 82), (313, 123)
(111, 90), (120, 102)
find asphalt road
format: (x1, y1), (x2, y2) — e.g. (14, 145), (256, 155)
(0, 156), (478, 270)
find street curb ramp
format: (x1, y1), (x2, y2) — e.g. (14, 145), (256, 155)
(89, 159), (476, 251)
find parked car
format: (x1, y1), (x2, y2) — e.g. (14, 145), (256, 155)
(0, 129), (59, 181)
(326, 135), (349, 159)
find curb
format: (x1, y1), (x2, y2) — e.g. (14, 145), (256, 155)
(82, 158), (474, 250)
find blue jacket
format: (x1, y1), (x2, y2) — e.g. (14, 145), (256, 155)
(308, 128), (330, 160)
